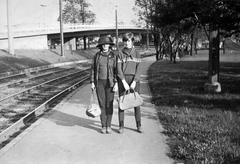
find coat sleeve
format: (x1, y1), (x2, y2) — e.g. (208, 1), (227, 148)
(117, 52), (125, 80)
(134, 51), (141, 82)
(114, 54), (118, 83)
(90, 54), (96, 84)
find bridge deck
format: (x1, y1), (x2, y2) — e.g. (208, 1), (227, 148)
(0, 24), (145, 39)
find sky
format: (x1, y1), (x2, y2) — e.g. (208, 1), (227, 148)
(0, 0), (138, 28)
(88, 0), (137, 24)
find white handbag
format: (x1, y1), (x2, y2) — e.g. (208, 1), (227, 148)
(86, 90), (101, 118)
(118, 89), (143, 110)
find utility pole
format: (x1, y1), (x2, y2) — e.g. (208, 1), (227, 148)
(59, 0), (64, 56)
(82, 0), (87, 50)
(115, 6), (119, 50)
(7, 0), (14, 55)
(40, 4), (46, 30)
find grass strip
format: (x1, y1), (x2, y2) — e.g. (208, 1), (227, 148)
(148, 51), (240, 163)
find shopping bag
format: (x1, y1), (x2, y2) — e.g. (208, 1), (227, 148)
(118, 89), (143, 110)
(86, 89), (101, 118)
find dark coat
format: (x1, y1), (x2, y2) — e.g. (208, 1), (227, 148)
(90, 50), (118, 87)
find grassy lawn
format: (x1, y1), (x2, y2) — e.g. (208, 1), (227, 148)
(147, 50), (240, 164)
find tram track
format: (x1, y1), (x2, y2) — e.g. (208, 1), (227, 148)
(0, 67), (81, 99)
(0, 61), (91, 146)
(0, 64), (84, 88)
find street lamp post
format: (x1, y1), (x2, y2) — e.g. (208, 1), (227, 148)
(115, 6), (119, 50)
(6, 0), (14, 55)
(40, 4), (46, 30)
(59, 0), (64, 56)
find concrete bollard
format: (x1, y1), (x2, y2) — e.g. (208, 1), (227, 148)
(204, 82), (221, 93)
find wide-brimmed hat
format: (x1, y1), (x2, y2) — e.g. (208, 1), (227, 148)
(96, 36), (115, 47)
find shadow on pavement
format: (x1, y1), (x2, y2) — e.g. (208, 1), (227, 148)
(47, 110), (102, 133)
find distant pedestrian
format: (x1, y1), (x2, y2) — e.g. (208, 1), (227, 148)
(162, 40), (170, 58)
(170, 41), (178, 63)
(90, 35), (118, 134)
(117, 32), (143, 134)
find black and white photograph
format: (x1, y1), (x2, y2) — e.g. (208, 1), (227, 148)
(0, 0), (240, 163)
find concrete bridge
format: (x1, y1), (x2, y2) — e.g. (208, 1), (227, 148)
(0, 24), (146, 50)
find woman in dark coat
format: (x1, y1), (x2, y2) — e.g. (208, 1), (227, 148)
(90, 36), (118, 134)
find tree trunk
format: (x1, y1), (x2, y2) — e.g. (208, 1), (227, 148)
(83, 36), (87, 50)
(204, 23), (221, 93)
(208, 23), (220, 83)
(190, 33), (194, 56)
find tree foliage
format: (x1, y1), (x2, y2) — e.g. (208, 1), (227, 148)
(135, 0), (240, 59)
(155, 0), (240, 36)
(59, 0), (96, 24)
(134, 0), (165, 60)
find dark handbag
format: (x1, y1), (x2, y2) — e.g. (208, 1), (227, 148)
(118, 89), (143, 110)
(86, 89), (101, 118)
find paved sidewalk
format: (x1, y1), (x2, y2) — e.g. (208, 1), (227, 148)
(0, 56), (173, 164)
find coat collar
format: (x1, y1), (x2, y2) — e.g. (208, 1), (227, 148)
(122, 47), (135, 58)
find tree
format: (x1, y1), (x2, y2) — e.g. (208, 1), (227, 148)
(134, 0), (164, 60)
(134, 0), (200, 60)
(59, 0), (96, 24)
(149, 0), (240, 91)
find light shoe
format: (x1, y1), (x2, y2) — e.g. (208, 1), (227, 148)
(101, 127), (106, 134)
(118, 127), (124, 134)
(106, 127), (112, 134)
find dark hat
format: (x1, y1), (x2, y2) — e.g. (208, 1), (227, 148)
(96, 36), (115, 47)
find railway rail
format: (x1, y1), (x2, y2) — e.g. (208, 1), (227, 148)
(0, 67), (81, 99)
(0, 61), (91, 146)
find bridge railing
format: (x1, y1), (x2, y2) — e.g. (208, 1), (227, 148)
(0, 24), (142, 35)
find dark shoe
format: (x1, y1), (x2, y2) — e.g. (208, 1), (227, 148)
(106, 127), (112, 134)
(118, 127), (124, 134)
(136, 121), (143, 133)
(101, 127), (107, 134)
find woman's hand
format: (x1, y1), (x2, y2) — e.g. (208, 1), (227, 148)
(130, 81), (136, 89)
(122, 79), (130, 91)
(91, 83), (96, 90)
(112, 83), (118, 92)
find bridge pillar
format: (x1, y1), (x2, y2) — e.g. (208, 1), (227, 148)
(70, 37), (76, 50)
(64, 37), (76, 51)
(88, 36), (91, 49)
(83, 36), (87, 50)
(75, 37), (79, 50)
